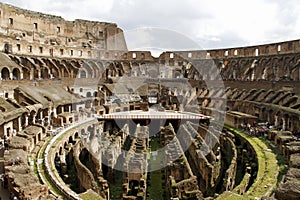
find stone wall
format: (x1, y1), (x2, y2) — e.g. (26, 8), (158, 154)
(0, 2), (127, 59)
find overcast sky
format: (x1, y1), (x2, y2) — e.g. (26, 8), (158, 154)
(2, 0), (300, 51)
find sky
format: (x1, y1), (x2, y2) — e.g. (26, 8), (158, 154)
(2, 0), (300, 51)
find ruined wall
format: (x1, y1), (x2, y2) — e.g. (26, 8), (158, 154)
(0, 2), (127, 59)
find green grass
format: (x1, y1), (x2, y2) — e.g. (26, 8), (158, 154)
(79, 190), (103, 200)
(109, 170), (123, 200)
(217, 125), (280, 200)
(147, 138), (165, 200)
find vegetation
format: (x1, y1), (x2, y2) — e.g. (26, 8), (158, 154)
(79, 190), (103, 200)
(147, 138), (166, 200)
(217, 125), (280, 200)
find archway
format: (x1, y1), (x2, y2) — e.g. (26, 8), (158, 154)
(1, 67), (10, 80)
(79, 70), (87, 78)
(86, 92), (92, 97)
(12, 68), (21, 80)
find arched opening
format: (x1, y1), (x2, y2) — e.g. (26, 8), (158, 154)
(59, 146), (63, 155)
(128, 180), (140, 196)
(81, 129), (85, 136)
(86, 92), (92, 97)
(0, 106), (6, 112)
(12, 68), (21, 80)
(80, 70), (86, 78)
(174, 71), (181, 78)
(68, 136), (74, 144)
(1, 67), (10, 80)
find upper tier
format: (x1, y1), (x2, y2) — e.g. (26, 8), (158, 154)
(0, 2), (127, 59)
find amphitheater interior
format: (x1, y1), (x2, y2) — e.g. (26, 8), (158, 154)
(0, 2), (300, 200)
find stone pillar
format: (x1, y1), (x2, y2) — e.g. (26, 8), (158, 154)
(47, 110), (51, 126)
(25, 115), (29, 127)
(53, 108), (57, 118)
(10, 72), (13, 80)
(275, 115), (279, 127)
(32, 114), (36, 124)
(20, 72), (24, 79)
(287, 117), (290, 130)
(38, 70), (41, 79)
(282, 118), (286, 131)
(30, 68), (34, 80)
(18, 117), (22, 131)
(69, 105), (71, 113)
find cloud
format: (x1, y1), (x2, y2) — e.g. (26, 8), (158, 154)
(2, 0), (300, 50)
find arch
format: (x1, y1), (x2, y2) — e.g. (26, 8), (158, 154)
(174, 71), (181, 78)
(79, 68), (87, 78)
(86, 92), (92, 97)
(1, 67), (10, 80)
(88, 60), (101, 78)
(81, 62), (94, 78)
(64, 141), (68, 149)
(12, 68), (21, 80)
(68, 136), (74, 144)
(74, 132), (79, 139)
(0, 106), (6, 112)
(93, 91), (98, 97)
(43, 58), (61, 79)
(59, 146), (63, 155)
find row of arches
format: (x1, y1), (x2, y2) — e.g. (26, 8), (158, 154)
(0, 67), (22, 80)
(219, 54), (300, 81)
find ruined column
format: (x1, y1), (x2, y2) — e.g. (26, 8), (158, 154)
(30, 68), (34, 80)
(18, 117), (22, 131)
(53, 107), (58, 118)
(25, 115), (29, 127)
(274, 115), (279, 127)
(282, 118), (286, 131)
(32, 114), (36, 124)
(40, 111), (43, 120)
(38, 69), (41, 79)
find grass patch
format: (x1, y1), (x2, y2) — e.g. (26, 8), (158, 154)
(79, 190), (103, 200)
(147, 137), (165, 200)
(217, 125), (280, 200)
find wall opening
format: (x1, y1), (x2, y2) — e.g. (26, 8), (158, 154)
(132, 53), (137, 59)
(8, 18), (13, 25)
(234, 49), (238, 56)
(12, 68), (20, 80)
(255, 48), (259, 56)
(170, 53), (174, 59)
(33, 23), (38, 30)
(28, 45), (32, 53)
(224, 50), (229, 57)
(49, 48), (53, 57)
(1, 67), (10, 80)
